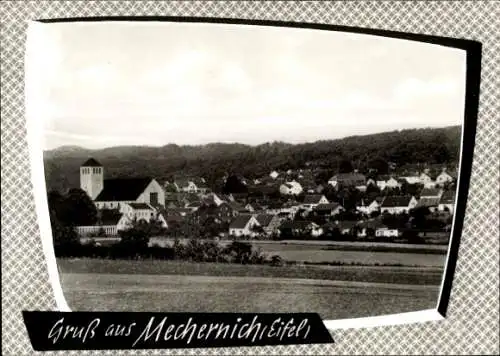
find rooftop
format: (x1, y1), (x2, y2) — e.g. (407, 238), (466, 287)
(81, 158), (102, 167)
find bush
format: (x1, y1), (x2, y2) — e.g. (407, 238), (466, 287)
(56, 236), (271, 265)
(270, 255), (284, 267)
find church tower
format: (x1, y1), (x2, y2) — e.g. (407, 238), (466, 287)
(80, 158), (104, 200)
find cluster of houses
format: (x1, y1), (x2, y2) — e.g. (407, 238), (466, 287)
(75, 158), (457, 240)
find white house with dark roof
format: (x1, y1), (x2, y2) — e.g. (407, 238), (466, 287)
(436, 170), (455, 186)
(356, 199), (380, 215)
(380, 196), (418, 214)
(80, 158), (165, 210)
(255, 214), (282, 236)
(301, 194), (329, 210)
(313, 203), (343, 216)
(419, 187), (443, 199)
(328, 172), (366, 189)
(416, 197), (441, 212)
(120, 202), (168, 228)
(229, 214), (260, 237)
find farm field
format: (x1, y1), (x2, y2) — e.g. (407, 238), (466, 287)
(85, 238), (448, 267)
(60, 271), (440, 319)
(57, 241), (445, 318)
(58, 258), (444, 285)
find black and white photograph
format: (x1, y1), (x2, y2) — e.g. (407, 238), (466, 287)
(27, 20), (466, 323)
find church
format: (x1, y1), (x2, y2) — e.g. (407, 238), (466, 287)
(77, 158), (168, 236)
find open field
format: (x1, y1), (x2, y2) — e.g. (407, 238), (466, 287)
(83, 238), (448, 267)
(58, 258), (444, 286)
(60, 272), (440, 319)
(58, 245), (444, 318)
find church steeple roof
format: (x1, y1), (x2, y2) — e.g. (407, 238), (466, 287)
(81, 158), (102, 167)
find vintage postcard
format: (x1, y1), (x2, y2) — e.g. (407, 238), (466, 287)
(24, 19), (475, 336)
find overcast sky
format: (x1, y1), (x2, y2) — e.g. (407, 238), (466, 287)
(26, 21), (466, 150)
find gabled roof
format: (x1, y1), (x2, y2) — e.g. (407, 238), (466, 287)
(303, 194), (326, 204)
(95, 178), (153, 202)
(420, 188), (442, 197)
(127, 202), (153, 210)
(229, 215), (254, 229)
(314, 203), (341, 211)
(256, 214), (274, 227)
(97, 209), (123, 225)
(381, 196), (414, 208)
(81, 158), (102, 167)
(358, 219), (386, 230)
(416, 197), (441, 207)
(440, 190), (456, 204)
(329, 172), (366, 182)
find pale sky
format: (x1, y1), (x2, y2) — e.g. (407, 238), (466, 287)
(25, 21), (467, 150)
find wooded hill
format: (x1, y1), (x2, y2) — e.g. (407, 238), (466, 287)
(44, 125), (461, 193)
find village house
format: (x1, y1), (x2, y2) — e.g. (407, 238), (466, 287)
(400, 175), (421, 185)
(356, 199), (380, 215)
(276, 201), (302, 219)
(202, 193), (226, 207)
(416, 197), (441, 212)
(301, 194), (329, 210)
(328, 172), (366, 189)
(438, 190), (456, 213)
(80, 158), (165, 211)
(313, 203), (343, 216)
(419, 187), (443, 199)
(376, 176), (400, 190)
(380, 196), (418, 214)
(279, 180), (303, 196)
(279, 220), (321, 238)
(375, 226), (400, 238)
(77, 202), (168, 237)
(255, 214), (283, 236)
(357, 219), (385, 237)
(336, 220), (358, 235)
(436, 170), (455, 186)
(173, 178), (209, 194)
(419, 171), (433, 183)
(228, 214), (260, 237)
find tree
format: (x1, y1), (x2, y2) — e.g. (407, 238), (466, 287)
(339, 159), (353, 174)
(410, 206), (431, 229)
(60, 188), (98, 226)
(118, 214), (165, 250)
(368, 157), (389, 174)
(223, 175), (248, 194)
(50, 209), (79, 253)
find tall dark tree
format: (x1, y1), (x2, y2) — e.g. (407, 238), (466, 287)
(60, 188), (98, 226)
(368, 157), (389, 174)
(223, 175), (248, 194)
(50, 209), (79, 250)
(338, 159), (354, 174)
